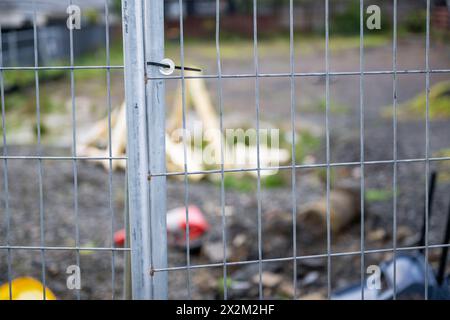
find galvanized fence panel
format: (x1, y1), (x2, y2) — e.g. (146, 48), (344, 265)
(141, 0), (450, 300)
(0, 0), (128, 300)
(1, 0), (450, 300)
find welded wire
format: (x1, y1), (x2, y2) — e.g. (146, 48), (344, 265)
(0, 23), (13, 301)
(215, 0), (228, 300)
(150, 243), (450, 273)
(68, 0), (81, 300)
(252, 0), (263, 300)
(359, 0), (366, 300)
(424, 0), (431, 300)
(289, 0), (298, 300)
(325, 0), (331, 299)
(1, 0), (449, 302)
(104, 0), (116, 300)
(32, 0), (47, 300)
(178, 0), (192, 299)
(392, 0), (398, 300)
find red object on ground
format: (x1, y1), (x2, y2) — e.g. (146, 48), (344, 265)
(114, 229), (126, 247)
(114, 205), (209, 248)
(167, 205), (210, 246)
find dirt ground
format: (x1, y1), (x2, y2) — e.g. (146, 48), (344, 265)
(0, 35), (450, 299)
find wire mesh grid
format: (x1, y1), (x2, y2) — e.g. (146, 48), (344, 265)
(0, 0), (450, 300)
(144, 0), (450, 300)
(0, 0), (128, 300)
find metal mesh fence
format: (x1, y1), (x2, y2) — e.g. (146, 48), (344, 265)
(1, 0), (450, 300)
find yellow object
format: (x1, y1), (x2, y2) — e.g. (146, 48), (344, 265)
(0, 277), (57, 300)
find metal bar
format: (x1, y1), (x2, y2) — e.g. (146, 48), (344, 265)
(0, 246), (130, 251)
(253, 0), (263, 300)
(289, 0), (298, 300)
(0, 156), (127, 160)
(68, 0), (81, 300)
(359, 0), (366, 301)
(0, 156), (449, 166)
(424, 0), (431, 300)
(0, 66), (124, 70)
(144, 0), (168, 300)
(215, 0), (228, 300)
(1, 66), (450, 76)
(123, 176), (133, 300)
(0, 23), (13, 301)
(145, 69), (450, 81)
(122, 0), (152, 300)
(32, 0), (47, 300)
(4, 242), (450, 258)
(177, 0), (192, 299)
(150, 243), (450, 273)
(325, 0), (331, 300)
(392, 0), (398, 300)
(104, 0), (116, 300)
(147, 156), (450, 178)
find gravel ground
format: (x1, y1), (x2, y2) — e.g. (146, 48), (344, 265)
(0, 37), (449, 299)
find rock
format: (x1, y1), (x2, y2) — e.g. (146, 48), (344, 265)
(278, 281), (296, 297)
(299, 292), (325, 300)
(202, 242), (230, 263)
(301, 258), (326, 269)
(232, 234), (247, 247)
(301, 271), (320, 286)
(193, 270), (217, 293)
(229, 234), (251, 263)
(252, 272), (283, 288)
(368, 228), (387, 242)
(397, 226), (413, 242)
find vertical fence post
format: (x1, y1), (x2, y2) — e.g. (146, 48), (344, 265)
(144, 0), (168, 300)
(122, 0), (168, 299)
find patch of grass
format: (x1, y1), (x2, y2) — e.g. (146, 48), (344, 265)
(262, 173), (286, 189)
(217, 277), (233, 296)
(166, 34), (390, 62)
(401, 10), (427, 34)
(5, 90), (64, 114)
(329, 34), (389, 51)
(221, 171), (287, 192)
(73, 41), (123, 81)
(3, 69), (65, 93)
(366, 188), (393, 203)
(383, 81), (450, 120)
(303, 98), (349, 115)
(2, 41), (123, 91)
(222, 174), (254, 192)
(434, 148), (450, 182)
(435, 148), (450, 158)
(293, 130), (321, 164)
(4, 92), (29, 113)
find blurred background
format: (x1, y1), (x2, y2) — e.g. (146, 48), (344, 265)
(0, 0), (450, 300)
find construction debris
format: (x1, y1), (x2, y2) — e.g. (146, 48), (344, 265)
(298, 188), (360, 235)
(78, 71), (290, 180)
(167, 205), (210, 249)
(367, 228), (388, 242)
